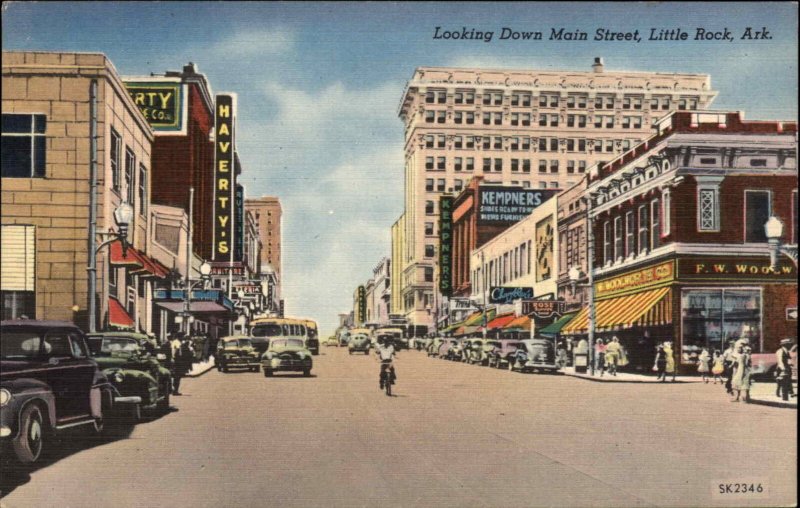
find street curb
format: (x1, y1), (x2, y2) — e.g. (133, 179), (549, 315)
(747, 398), (797, 409)
(562, 372), (696, 384)
(185, 362), (216, 378)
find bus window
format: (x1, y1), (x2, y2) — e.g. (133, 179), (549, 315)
(252, 324), (282, 337)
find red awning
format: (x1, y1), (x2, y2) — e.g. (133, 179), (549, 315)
(109, 241), (168, 279)
(504, 315), (531, 331)
(108, 296), (135, 329)
(486, 312), (517, 330)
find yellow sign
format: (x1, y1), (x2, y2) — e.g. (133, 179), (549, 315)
(595, 260), (674, 299)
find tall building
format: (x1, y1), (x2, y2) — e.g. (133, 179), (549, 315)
(245, 196), (282, 296)
(395, 58), (718, 332)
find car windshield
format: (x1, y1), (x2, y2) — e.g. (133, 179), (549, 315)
(0, 331), (45, 359)
(271, 339), (304, 349)
(223, 340), (241, 349)
(251, 324), (282, 337)
(90, 338), (140, 356)
(238, 339), (252, 348)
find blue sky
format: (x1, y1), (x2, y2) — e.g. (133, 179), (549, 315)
(3, 2), (797, 335)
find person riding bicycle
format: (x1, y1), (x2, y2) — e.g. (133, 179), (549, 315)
(376, 335), (396, 392)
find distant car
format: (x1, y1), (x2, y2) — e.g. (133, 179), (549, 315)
(262, 338), (313, 377)
(488, 339), (522, 369)
(349, 333), (372, 355)
(1, 320), (115, 466)
(751, 345), (798, 381)
(324, 335), (339, 347)
(465, 338), (487, 365)
(509, 339), (558, 373)
(216, 336), (261, 373)
(86, 332), (172, 420)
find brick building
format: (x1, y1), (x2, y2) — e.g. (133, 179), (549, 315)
(560, 111), (798, 373)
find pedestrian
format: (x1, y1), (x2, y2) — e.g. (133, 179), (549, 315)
(594, 338), (606, 376)
(711, 349), (724, 384)
(721, 339), (736, 394)
(653, 344), (667, 381)
(663, 341), (676, 381)
(697, 348), (711, 383)
(775, 338), (795, 401)
(731, 343), (752, 403)
(171, 336), (194, 395)
(604, 336), (622, 376)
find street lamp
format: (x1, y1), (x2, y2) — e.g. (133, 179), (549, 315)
(765, 216), (799, 270)
(568, 266), (595, 376)
(182, 261), (212, 335)
(87, 202), (134, 333)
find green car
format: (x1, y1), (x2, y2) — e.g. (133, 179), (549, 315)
(86, 332), (172, 421)
(261, 338), (313, 377)
(216, 336), (261, 373)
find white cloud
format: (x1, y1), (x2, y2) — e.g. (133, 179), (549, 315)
(209, 26), (295, 57)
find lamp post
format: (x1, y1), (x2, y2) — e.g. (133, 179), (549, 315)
(182, 261), (212, 335)
(481, 251), (487, 340)
(765, 216), (799, 270)
(568, 265), (595, 375)
(87, 202), (134, 333)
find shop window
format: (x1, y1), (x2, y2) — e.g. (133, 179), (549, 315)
(0, 224), (36, 320)
(1, 114), (47, 178)
(744, 190), (771, 243)
(681, 289), (762, 364)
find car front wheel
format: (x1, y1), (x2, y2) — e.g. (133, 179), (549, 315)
(13, 404), (45, 465)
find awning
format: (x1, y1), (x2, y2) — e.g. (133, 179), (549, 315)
(454, 325), (479, 337)
(561, 287), (672, 335)
(109, 241), (168, 278)
(504, 315), (531, 331)
(442, 322), (463, 334)
(155, 301), (232, 313)
(538, 312), (577, 335)
(487, 312), (516, 330)
(108, 296), (134, 329)
(463, 308), (496, 326)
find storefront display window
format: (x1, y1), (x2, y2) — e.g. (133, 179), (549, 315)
(681, 288), (761, 364)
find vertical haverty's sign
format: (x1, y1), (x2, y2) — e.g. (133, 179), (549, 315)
(439, 195), (454, 296)
(213, 94), (236, 262)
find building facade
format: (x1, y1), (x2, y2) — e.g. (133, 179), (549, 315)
(560, 111), (797, 373)
(245, 196), (282, 298)
(395, 59), (717, 332)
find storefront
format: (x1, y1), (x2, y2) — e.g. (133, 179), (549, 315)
(560, 256), (797, 373)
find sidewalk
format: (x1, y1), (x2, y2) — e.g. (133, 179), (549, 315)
(747, 381), (798, 409)
(185, 356), (216, 377)
(561, 367), (703, 383)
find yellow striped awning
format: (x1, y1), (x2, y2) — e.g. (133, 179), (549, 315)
(561, 287), (672, 335)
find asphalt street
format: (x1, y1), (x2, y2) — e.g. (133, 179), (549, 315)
(1, 347), (796, 508)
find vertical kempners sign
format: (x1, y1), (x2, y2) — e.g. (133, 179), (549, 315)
(213, 94), (236, 262)
(439, 195), (454, 296)
(357, 285), (366, 325)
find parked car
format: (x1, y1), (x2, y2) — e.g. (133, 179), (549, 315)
(449, 339), (468, 361)
(465, 339), (486, 364)
(508, 339), (558, 373)
(348, 333), (372, 355)
(428, 338), (445, 357)
(262, 338), (313, 377)
(216, 336), (261, 373)
(474, 340), (501, 366)
(86, 332), (172, 420)
(751, 344), (798, 381)
(1, 320), (115, 466)
(488, 339), (522, 369)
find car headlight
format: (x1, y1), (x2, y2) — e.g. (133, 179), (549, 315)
(113, 371), (125, 383)
(0, 388), (11, 406)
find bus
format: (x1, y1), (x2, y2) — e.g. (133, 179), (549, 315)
(373, 326), (408, 350)
(249, 317), (319, 355)
(300, 319), (320, 355)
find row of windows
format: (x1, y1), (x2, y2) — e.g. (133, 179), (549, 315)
(695, 188), (793, 243)
(425, 156), (589, 173)
(424, 90), (700, 110)
(423, 134), (636, 153)
(425, 110), (646, 128)
(473, 240), (533, 292)
(602, 198), (664, 265)
(110, 127), (148, 217)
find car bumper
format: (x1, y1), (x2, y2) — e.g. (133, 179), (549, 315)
(263, 359), (312, 370)
(222, 357), (260, 367)
(524, 361), (558, 370)
(114, 395), (143, 404)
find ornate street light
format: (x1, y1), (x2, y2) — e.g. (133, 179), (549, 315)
(113, 202), (134, 256)
(182, 261), (212, 335)
(765, 216), (798, 270)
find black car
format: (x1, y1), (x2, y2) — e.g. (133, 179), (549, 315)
(1, 320), (115, 466)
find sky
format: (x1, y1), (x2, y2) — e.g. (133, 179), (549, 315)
(3, 2), (797, 335)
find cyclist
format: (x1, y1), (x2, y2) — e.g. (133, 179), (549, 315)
(376, 334), (397, 395)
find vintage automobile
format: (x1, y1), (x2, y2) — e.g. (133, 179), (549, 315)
(348, 333), (372, 355)
(427, 338), (445, 357)
(487, 339), (522, 369)
(1, 320), (115, 466)
(216, 336), (261, 373)
(751, 344), (798, 381)
(464, 338), (486, 364)
(472, 339), (501, 366)
(262, 338), (313, 377)
(324, 335), (339, 347)
(443, 339), (464, 361)
(508, 339), (558, 373)
(86, 332), (172, 420)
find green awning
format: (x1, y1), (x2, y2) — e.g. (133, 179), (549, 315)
(442, 322), (462, 334)
(464, 308), (496, 326)
(538, 312), (577, 336)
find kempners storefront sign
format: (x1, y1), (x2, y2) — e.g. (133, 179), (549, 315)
(213, 94), (236, 262)
(477, 187), (557, 224)
(595, 260), (675, 299)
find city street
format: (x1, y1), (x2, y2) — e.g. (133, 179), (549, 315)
(1, 348), (796, 508)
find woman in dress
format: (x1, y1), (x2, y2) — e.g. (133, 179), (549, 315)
(711, 349), (724, 384)
(697, 348), (711, 383)
(731, 344), (753, 402)
(663, 341), (676, 381)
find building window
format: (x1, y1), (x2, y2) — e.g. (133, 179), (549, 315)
(538, 160), (547, 173)
(424, 267), (433, 282)
(493, 136), (502, 149)
(521, 114), (531, 126)
(425, 110), (434, 123)
(138, 164), (147, 216)
(437, 157), (446, 170)
(567, 160), (575, 174)
(125, 148), (135, 205)
(578, 161), (586, 173)
(493, 113), (502, 125)
(425, 91), (435, 104)
(454, 112), (463, 124)
(681, 289), (762, 360)
(1, 225), (36, 320)
(651, 199), (661, 250)
(454, 157), (463, 171)
(454, 92), (463, 105)
(454, 136), (463, 149)
(511, 159), (519, 172)
(494, 158), (502, 172)
(466, 112), (474, 124)
(425, 201), (434, 215)
(437, 135), (445, 148)
(437, 111), (446, 124)
(539, 114), (548, 127)
(662, 189), (671, 236)
(482, 158), (491, 172)
(521, 137), (530, 150)
(550, 138), (559, 151)
(425, 178), (434, 192)
(437, 178), (446, 192)
(465, 92), (475, 104)
(638, 205), (649, 254)
(698, 187), (719, 231)
(603, 221), (612, 265)
(550, 160), (559, 173)
(466, 157), (474, 171)
(539, 138), (548, 152)
(466, 136), (475, 149)
(483, 113), (491, 125)
(744, 190), (771, 243)
(425, 135), (434, 148)
(625, 212), (635, 257)
(522, 160), (531, 173)
(614, 217), (623, 261)
(550, 114), (559, 127)
(425, 244), (435, 258)
(511, 137), (519, 150)
(425, 156), (434, 170)
(454, 179), (463, 192)
(1, 114), (47, 178)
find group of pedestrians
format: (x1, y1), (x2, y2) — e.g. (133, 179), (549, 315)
(593, 336), (628, 377)
(158, 334), (196, 396)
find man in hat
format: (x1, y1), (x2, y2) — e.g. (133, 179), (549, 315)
(721, 339), (737, 395)
(775, 338), (795, 401)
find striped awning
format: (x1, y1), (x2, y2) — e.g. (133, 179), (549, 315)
(464, 308), (496, 326)
(486, 312), (516, 330)
(454, 325), (479, 337)
(504, 315), (531, 331)
(561, 287), (672, 335)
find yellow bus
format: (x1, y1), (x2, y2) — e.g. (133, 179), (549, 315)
(249, 317), (319, 355)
